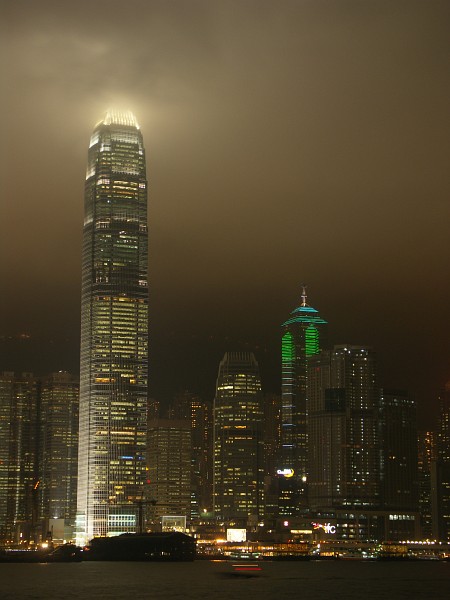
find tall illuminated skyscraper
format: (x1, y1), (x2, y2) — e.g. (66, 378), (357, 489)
(40, 372), (79, 535)
(0, 372), (39, 542)
(279, 288), (327, 514)
(213, 352), (264, 523)
(169, 392), (213, 517)
(76, 111), (148, 545)
(146, 419), (191, 526)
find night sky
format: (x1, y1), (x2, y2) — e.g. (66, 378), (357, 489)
(1, 1), (449, 426)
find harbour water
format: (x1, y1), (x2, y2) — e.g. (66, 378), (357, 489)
(1, 560), (449, 600)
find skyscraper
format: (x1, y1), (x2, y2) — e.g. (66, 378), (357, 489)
(435, 382), (450, 541)
(0, 372), (39, 543)
(417, 430), (436, 539)
(279, 288), (327, 514)
(169, 392), (213, 517)
(146, 419), (191, 527)
(213, 352), (264, 523)
(379, 389), (418, 512)
(40, 372), (79, 537)
(308, 346), (380, 509)
(76, 111), (149, 545)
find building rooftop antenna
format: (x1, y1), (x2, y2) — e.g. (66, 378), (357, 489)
(301, 283), (308, 307)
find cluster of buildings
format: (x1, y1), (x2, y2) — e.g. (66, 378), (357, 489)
(1, 111), (449, 549)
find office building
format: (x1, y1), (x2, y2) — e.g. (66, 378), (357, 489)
(417, 430), (436, 539)
(213, 352), (264, 523)
(434, 382), (450, 541)
(76, 110), (149, 545)
(169, 392), (213, 518)
(0, 372), (39, 543)
(379, 389), (418, 511)
(308, 345), (379, 509)
(308, 351), (344, 509)
(39, 372), (79, 539)
(279, 288), (327, 514)
(146, 419), (191, 527)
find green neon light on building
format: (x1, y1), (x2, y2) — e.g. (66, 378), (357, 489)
(282, 332), (295, 363)
(305, 325), (319, 356)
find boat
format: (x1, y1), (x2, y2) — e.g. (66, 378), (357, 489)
(220, 561), (263, 578)
(0, 544), (82, 563)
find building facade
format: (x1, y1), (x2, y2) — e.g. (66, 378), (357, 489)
(434, 382), (450, 541)
(169, 392), (213, 518)
(0, 372), (39, 543)
(379, 389), (418, 511)
(213, 352), (264, 523)
(417, 430), (436, 539)
(40, 372), (79, 539)
(146, 419), (191, 528)
(308, 351), (344, 509)
(308, 345), (380, 510)
(279, 289), (327, 514)
(76, 110), (149, 545)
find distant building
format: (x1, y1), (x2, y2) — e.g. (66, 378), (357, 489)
(379, 389), (418, 512)
(40, 372), (79, 538)
(308, 345), (379, 510)
(76, 110), (149, 545)
(417, 430), (436, 538)
(262, 393), (282, 479)
(0, 372), (39, 543)
(279, 288), (327, 514)
(434, 382), (450, 541)
(213, 352), (264, 523)
(438, 383), (450, 462)
(147, 419), (191, 527)
(169, 392), (213, 518)
(308, 351), (343, 509)
(258, 393), (282, 520)
(147, 398), (160, 421)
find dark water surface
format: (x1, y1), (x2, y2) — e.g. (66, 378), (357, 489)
(1, 560), (449, 600)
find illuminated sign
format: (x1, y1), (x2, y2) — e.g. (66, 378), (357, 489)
(226, 528), (247, 543)
(312, 522), (336, 534)
(277, 468), (294, 478)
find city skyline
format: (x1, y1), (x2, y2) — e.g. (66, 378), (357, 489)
(1, 1), (450, 427)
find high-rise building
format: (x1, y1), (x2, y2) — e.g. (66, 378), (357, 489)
(308, 351), (344, 509)
(40, 372), (79, 538)
(379, 389), (418, 511)
(434, 382), (450, 541)
(261, 393), (282, 519)
(279, 288), (327, 514)
(169, 392), (213, 518)
(308, 346), (379, 509)
(262, 393), (282, 479)
(76, 110), (149, 545)
(146, 419), (191, 526)
(0, 372), (39, 543)
(213, 352), (264, 523)
(417, 430), (436, 539)
(438, 383), (450, 463)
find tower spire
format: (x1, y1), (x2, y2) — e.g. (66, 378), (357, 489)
(301, 283), (307, 307)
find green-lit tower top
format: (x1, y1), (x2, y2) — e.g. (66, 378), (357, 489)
(282, 285), (328, 327)
(282, 285), (327, 356)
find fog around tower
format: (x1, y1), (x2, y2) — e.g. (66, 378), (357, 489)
(1, 0), (449, 424)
